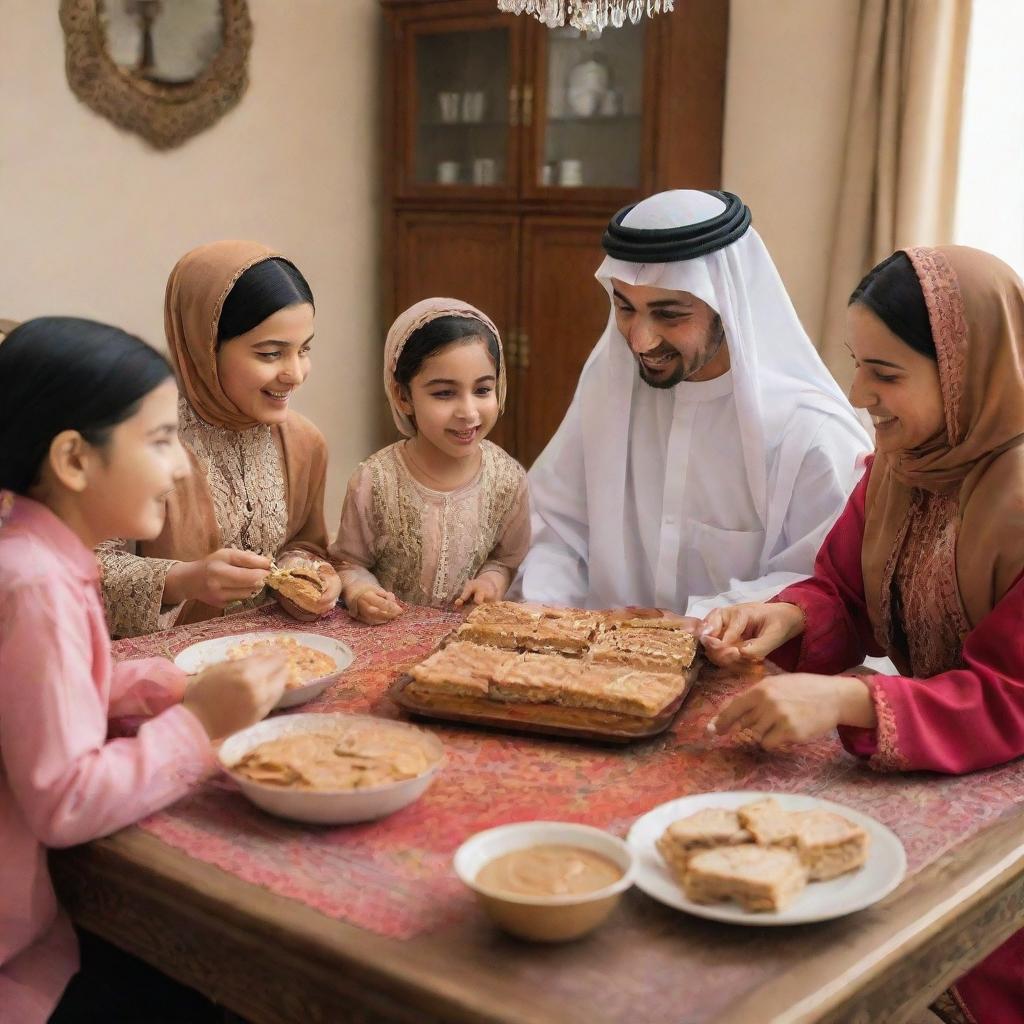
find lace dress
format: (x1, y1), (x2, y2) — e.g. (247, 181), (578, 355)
(329, 440), (529, 608)
(97, 399), (290, 637)
(890, 489), (971, 679)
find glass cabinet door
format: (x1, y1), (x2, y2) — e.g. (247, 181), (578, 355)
(405, 20), (520, 196)
(528, 22), (646, 196)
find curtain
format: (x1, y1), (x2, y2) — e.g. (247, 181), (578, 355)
(820, 0), (972, 387)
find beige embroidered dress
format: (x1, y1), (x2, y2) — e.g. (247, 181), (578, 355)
(330, 440), (530, 608)
(98, 399), (298, 637)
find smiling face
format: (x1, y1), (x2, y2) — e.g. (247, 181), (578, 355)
(49, 378), (192, 543)
(397, 338), (499, 462)
(611, 278), (729, 387)
(216, 303), (314, 425)
(847, 302), (945, 454)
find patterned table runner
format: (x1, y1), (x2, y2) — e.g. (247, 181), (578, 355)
(116, 605), (1024, 952)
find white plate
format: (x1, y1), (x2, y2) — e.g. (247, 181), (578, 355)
(174, 631), (354, 708)
(218, 712), (444, 825)
(627, 790), (906, 925)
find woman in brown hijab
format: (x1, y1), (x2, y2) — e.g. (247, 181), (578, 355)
(98, 241), (340, 636)
(701, 246), (1024, 1024)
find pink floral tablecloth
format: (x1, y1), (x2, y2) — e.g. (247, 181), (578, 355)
(115, 604), (1024, 945)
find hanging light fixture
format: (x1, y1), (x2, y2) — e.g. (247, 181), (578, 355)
(496, 1), (675, 36)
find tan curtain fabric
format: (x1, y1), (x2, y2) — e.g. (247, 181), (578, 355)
(820, 0), (972, 387)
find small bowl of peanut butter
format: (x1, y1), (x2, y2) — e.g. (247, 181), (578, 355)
(454, 821), (635, 942)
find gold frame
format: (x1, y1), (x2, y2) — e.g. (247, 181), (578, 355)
(59, 0), (252, 150)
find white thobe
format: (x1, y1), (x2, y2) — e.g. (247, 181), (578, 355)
(517, 369), (864, 617)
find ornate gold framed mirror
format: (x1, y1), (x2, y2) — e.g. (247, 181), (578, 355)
(59, 0), (252, 149)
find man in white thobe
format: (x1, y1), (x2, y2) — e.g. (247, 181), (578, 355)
(516, 190), (871, 617)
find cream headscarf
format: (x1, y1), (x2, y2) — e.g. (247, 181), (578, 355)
(164, 239), (289, 431)
(862, 245), (1024, 640)
(383, 297), (505, 437)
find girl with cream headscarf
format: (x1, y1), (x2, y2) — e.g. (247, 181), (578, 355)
(329, 298), (529, 624)
(703, 246), (1024, 1024)
(98, 241), (340, 637)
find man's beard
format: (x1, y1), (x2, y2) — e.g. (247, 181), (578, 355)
(636, 315), (726, 389)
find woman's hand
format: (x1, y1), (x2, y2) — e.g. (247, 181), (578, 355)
(708, 672), (876, 749)
(163, 548), (271, 608)
(700, 602), (805, 669)
(183, 652), (288, 740)
(454, 571), (506, 609)
(275, 557), (342, 621)
(349, 586), (403, 626)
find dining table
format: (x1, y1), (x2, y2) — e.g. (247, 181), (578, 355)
(50, 602), (1024, 1024)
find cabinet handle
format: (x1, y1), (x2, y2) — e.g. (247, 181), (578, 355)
(508, 85), (520, 127)
(505, 329), (519, 370)
(522, 85), (534, 127)
(519, 331), (531, 370)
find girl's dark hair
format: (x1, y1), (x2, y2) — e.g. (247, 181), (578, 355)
(393, 315), (500, 388)
(0, 317), (173, 494)
(849, 251), (935, 360)
(216, 257), (314, 347)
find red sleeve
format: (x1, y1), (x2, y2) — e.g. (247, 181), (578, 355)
(769, 456), (883, 674)
(839, 568), (1024, 774)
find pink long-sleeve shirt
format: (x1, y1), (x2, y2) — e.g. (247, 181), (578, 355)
(0, 495), (216, 1024)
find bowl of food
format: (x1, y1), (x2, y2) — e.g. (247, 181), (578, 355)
(218, 713), (444, 824)
(454, 821), (635, 942)
(175, 631), (354, 708)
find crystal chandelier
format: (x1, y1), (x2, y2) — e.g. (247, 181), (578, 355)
(496, 1), (675, 35)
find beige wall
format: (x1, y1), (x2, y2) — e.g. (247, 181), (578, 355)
(724, 0), (860, 351)
(0, 0), (381, 518)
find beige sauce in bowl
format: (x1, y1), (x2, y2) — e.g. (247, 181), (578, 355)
(476, 844), (623, 898)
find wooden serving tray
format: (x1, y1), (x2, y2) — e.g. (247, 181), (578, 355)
(388, 657), (702, 744)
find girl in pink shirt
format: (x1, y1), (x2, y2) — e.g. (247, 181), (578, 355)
(0, 317), (288, 1023)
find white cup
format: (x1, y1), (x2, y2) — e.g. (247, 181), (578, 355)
(437, 160), (460, 184)
(438, 92), (460, 123)
(461, 90), (486, 123)
(558, 159), (583, 187)
(472, 157), (497, 186)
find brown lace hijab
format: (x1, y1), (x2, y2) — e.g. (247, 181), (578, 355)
(142, 242), (328, 608)
(862, 246), (1024, 657)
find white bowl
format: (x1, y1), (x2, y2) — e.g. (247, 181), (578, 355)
(174, 631), (355, 709)
(454, 821), (635, 941)
(218, 713), (444, 825)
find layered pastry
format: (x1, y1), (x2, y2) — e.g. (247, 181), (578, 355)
(656, 808), (753, 882)
(264, 562), (327, 613)
(736, 797), (800, 846)
(788, 810), (870, 881)
(407, 641), (517, 698)
(232, 725), (435, 790)
(226, 635), (337, 689)
(587, 626), (698, 674)
(657, 798), (870, 912)
(493, 654), (686, 717)
(455, 611), (600, 656)
(683, 845), (808, 912)
(408, 642), (687, 718)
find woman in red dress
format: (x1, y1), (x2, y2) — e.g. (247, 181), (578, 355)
(702, 245), (1024, 1024)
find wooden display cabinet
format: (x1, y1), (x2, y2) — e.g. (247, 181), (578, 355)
(382, 0), (729, 464)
